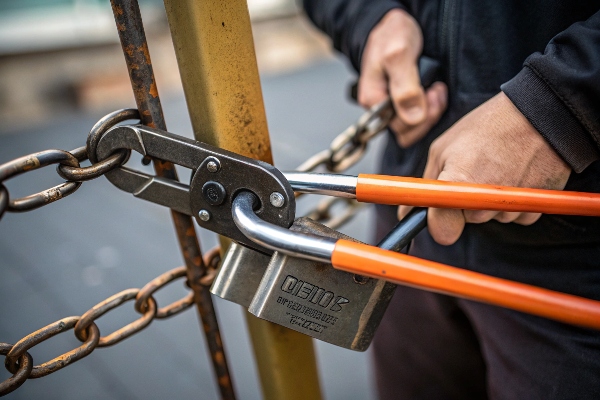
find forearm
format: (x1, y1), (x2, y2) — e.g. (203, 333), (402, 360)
(501, 10), (600, 173)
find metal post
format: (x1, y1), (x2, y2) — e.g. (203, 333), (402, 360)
(161, 1), (323, 399)
(109, 1), (236, 399)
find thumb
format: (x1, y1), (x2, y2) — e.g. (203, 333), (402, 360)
(393, 81), (449, 147)
(387, 58), (427, 126)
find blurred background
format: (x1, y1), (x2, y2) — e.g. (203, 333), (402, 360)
(0, 0), (387, 398)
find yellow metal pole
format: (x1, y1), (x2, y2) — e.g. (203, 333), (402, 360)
(162, 0), (272, 162)
(161, 1), (322, 399)
(244, 317), (322, 400)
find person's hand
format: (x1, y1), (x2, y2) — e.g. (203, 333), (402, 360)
(358, 9), (447, 147)
(399, 92), (572, 245)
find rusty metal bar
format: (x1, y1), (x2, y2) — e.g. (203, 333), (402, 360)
(109, 1), (236, 399)
(161, 1), (323, 399)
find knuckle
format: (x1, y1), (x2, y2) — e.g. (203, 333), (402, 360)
(394, 86), (423, 104)
(446, 165), (477, 183)
(381, 43), (410, 64)
(390, 118), (406, 134)
(434, 230), (457, 246)
(357, 94), (369, 108)
(495, 212), (518, 223)
(428, 137), (443, 158)
(516, 213), (541, 225)
(357, 91), (374, 108)
(464, 210), (492, 224)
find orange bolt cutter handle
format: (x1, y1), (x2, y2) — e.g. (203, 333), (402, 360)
(356, 174), (600, 216)
(233, 192), (600, 329)
(332, 239), (600, 330)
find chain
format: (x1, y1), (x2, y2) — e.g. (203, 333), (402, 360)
(297, 99), (392, 173)
(0, 100), (387, 226)
(0, 99), (389, 394)
(297, 99), (392, 228)
(0, 248), (221, 396)
(303, 197), (366, 230)
(0, 109), (139, 220)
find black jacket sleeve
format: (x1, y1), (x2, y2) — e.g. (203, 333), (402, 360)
(302, 0), (405, 71)
(501, 10), (600, 173)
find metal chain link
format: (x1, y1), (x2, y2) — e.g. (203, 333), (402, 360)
(0, 248), (221, 396)
(0, 100), (385, 226)
(0, 149), (82, 213)
(0, 185), (8, 221)
(0, 109), (139, 219)
(297, 99), (392, 173)
(4, 317), (100, 378)
(0, 97), (389, 394)
(297, 99), (392, 229)
(57, 146), (130, 182)
(0, 343), (32, 396)
(303, 197), (366, 230)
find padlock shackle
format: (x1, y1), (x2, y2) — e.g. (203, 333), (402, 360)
(284, 172), (600, 216)
(234, 191), (600, 330)
(232, 191), (336, 262)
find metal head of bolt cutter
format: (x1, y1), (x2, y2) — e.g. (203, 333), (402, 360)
(94, 124), (296, 252)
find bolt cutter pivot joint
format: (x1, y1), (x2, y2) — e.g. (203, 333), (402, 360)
(95, 125), (296, 252)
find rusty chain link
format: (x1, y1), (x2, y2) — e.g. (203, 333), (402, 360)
(0, 96), (388, 394)
(74, 289), (157, 347)
(0, 185), (7, 221)
(135, 267), (195, 319)
(0, 109), (139, 220)
(57, 146), (129, 182)
(0, 149), (82, 213)
(0, 343), (32, 396)
(0, 248), (221, 395)
(4, 317), (100, 378)
(0, 99), (384, 225)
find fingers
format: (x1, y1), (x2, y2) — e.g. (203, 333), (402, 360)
(357, 61), (388, 109)
(479, 212), (540, 225)
(428, 208), (465, 245)
(493, 212), (521, 223)
(514, 212), (542, 225)
(357, 9), (423, 113)
(397, 205), (413, 220)
(357, 8), (445, 148)
(463, 210), (497, 223)
(427, 210), (540, 245)
(391, 82), (448, 147)
(358, 46), (426, 126)
(387, 58), (427, 125)
(424, 170), (466, 245)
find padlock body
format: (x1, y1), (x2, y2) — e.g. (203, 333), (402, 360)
(249, 218), (396, 351)
(211, 242), (271, 307)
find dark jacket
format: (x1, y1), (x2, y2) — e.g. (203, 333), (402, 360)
(303, 0), (600, 173)
(303, 1), (600, 301)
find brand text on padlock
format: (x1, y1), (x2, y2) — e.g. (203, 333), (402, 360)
(280, 275), (350, 312)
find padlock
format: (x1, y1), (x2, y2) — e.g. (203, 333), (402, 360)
(210, 242), (271, 308)
(248, 217), (396, 351)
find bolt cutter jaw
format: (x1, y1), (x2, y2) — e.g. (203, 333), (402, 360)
(95, 124), (296, 253)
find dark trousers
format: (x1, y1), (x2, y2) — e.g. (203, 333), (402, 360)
(372, 202), (600, 400)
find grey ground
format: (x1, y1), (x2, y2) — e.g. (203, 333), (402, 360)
(0, 58), (388, 400)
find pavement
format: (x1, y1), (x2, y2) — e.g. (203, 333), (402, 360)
(0, 57), (387, 399)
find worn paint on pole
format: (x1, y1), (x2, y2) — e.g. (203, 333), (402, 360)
(162, 0), (273, 163)
(110, 1), (236, 399)
(162, 1), (323, 399)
